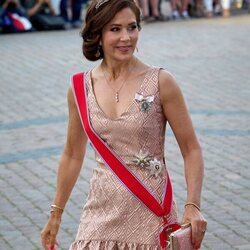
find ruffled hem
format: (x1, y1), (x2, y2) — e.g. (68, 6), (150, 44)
(69, 239), (161, 250)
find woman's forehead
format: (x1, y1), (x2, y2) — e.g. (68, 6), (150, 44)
(108, 7), (136, 24)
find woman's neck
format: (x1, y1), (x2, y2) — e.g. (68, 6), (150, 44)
(101, 57), (137, 81)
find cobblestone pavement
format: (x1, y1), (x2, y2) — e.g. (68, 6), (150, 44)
(1, 14), (250, 250)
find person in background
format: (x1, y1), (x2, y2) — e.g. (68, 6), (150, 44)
(194, 0), (205, 17)
(136, 0), (165, 21)
(171, 0), (191, 19)
(0, 0), (32, 33)
(220, 0), (230, 16)
(0, 0), (24, 14)
(203, 0), (230, 18)
(203, 0), (213, 17)
(21, 0), (67, 30)
(21, 0), (56, 17)
(213, 0), (221, 15)
(59, 0), (83, 28)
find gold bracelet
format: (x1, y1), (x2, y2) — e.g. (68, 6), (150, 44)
(184, 202), (201, 211)
(51, 204), (64, 212)
(50, 209), (63, 214)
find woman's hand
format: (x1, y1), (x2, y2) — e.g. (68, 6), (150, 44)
(181, 205), (207, 249)
(41, 211), (62, 250)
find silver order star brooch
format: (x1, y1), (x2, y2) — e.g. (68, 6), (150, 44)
(132, 150), (151, 168)
(132, 150), (163, 178)
(148, 158), (163, 178)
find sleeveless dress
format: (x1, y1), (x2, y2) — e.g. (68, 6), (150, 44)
(69, 67), (178, 250)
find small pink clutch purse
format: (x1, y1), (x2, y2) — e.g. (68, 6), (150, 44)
(170, 223), (194, 250)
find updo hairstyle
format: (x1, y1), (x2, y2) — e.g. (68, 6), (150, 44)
(81, 0), (141, 61)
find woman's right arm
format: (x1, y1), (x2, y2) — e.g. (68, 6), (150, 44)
(41, 86), (88, 250)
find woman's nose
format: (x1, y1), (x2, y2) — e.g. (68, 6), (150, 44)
(120, 29), (130, 41)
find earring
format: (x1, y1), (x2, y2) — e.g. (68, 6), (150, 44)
(95, 47), (101, 58)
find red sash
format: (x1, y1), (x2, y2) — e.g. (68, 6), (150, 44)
(72, 72), (180, 249)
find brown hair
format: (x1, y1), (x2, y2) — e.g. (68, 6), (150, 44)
(81, 0), (141, 61)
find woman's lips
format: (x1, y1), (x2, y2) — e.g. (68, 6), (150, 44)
(117, 46), (131, 52)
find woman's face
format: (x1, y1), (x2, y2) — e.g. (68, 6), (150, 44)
(101, 7), (139, 62)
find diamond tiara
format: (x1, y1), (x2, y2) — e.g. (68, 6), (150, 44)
(95, 0), (110, 9)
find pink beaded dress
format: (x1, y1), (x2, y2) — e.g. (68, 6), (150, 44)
(69, 67), (178, 250)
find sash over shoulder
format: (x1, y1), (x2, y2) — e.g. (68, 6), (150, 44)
(71, 72), (180, 249)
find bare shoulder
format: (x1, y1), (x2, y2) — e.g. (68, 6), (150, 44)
(158, 69), (183, 104)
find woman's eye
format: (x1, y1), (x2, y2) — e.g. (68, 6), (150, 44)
(110, 27), (119, 32)
(128, 25), (137, 31)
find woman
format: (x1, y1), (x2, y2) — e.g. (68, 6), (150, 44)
(41, 0), (207, 249)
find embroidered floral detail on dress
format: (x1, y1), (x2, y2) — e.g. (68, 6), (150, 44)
(134, 93), (155, 112)
(132, 150), (163, 178)
(148, 158), (163, 178)
(132, 150), (151, 168)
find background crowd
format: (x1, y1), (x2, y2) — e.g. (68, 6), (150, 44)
(0, 0), (249, 33)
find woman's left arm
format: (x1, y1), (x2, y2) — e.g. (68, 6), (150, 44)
(159, 70), (207, 249)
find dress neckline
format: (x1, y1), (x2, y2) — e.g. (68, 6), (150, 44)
(88, 67), (154, 121)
